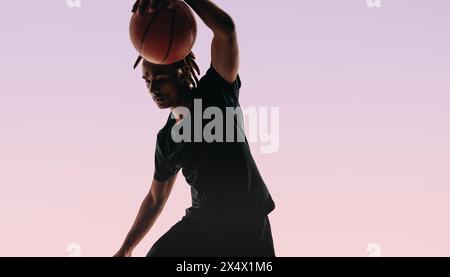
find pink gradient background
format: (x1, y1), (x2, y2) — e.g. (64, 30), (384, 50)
(1, 0), (450, 257)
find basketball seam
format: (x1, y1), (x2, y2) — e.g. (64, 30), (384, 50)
(162, 7), (178, 64)
(139, 6), (165, 53)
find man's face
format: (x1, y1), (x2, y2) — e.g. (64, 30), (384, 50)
(142, 60), (183, 109)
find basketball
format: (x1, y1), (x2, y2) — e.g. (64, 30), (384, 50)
(129, 0), (197, 65)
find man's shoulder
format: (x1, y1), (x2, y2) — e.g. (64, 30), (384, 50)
(193, 65), (242, 102)
(157, 114), (175, 140)
(198, 66), (241, 91)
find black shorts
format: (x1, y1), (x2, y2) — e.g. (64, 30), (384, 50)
(146, 214), (275, 257)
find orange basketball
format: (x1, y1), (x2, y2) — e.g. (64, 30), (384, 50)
(129, 1), (197, 65)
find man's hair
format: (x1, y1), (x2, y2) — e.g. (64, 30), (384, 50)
(133, 52), (200, 89)
(172, 52), (201, 89)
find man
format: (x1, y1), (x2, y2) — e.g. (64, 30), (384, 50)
(114, 0), (275, 257)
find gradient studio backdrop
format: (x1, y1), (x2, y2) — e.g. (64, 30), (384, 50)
(1, 0), (450, 257)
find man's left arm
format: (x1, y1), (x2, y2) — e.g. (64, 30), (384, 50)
(184, 0), (239, 84)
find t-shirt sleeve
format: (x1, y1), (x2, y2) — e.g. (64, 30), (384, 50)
(193, 65), (242, 105)
(153, 134), (179, 182)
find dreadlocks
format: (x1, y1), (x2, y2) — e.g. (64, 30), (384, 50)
(133, 52), (200, 89)
(173, 52), (200, 89)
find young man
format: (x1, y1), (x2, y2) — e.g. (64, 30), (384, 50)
(114, 0), (276, 257)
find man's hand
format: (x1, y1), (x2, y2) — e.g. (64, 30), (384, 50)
(132, 0), (177, 14)
(112, 176), (177, 259)
(113, 248), (132, 257)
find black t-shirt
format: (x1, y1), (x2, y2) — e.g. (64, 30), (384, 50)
(154, 66), (275, 221)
